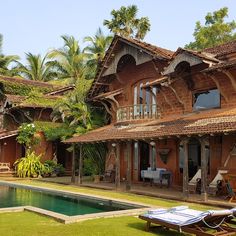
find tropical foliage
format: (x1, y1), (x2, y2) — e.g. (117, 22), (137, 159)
(16, 123), (39, 150)
(84, 28), (112, 77)
(185, 7), (236, 50)
(104, 5), (150, 40)
(48, 35), (87, 84)
(83, 143), (107, 175)
(0, 34), (19, 76)
(14, 151), (46, 178)
(14, 52), (58, 81)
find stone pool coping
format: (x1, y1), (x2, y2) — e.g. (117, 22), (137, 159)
(0, 180), (152, 224)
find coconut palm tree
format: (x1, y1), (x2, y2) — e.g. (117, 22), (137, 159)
(14, 53), (57, 81)
(0, 34), (20, 76)
(48, 35), (88, 84)
(103, 5), (150, 40)
(84, 28), (112, 68)
(0, 55), (20, 76)
(52, 93), (92, 131)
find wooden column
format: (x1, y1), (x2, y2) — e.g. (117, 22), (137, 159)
(182, 139), (189, 200)
(77, 144), (83, 185)
(71, 144), (76, 183)
(126, 141), (132, 191)
(115, 143), (120, 190)
(200, 138), (208, 202)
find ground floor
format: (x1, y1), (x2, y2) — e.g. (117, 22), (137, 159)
(0, 132), (72, 173)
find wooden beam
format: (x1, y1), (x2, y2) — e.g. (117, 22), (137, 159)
(100, 101), (113, 117)
(207, 74), (229, 102)
(163, 84), (185, 109)
(115, 143), (121, 190)
(71, 144), (76, 183)
(78, 144), (83, 185)
(200, 137), (208, 202)
(182, 138), (189, 200)
(159, 88), (174, 110)
(126, 141), (132, 191)
(219, 69), (236, 92)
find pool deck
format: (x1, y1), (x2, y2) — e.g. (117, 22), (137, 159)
(38, 176), (236, 209)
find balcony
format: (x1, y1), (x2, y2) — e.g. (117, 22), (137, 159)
(117, 104), (160, 122)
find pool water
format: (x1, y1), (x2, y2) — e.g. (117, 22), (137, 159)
(0, 185), (136, 216)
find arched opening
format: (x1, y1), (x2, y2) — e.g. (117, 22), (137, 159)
(116, 54), (136, 73)
(174, 61), (194, 89)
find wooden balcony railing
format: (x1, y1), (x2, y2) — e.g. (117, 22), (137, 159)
(117, 104), (160, 122)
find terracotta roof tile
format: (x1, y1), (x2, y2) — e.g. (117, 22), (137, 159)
(64, 107), (236, 143)
(203, 40), (236, 57)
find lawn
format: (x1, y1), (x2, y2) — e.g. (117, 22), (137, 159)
(0, 180), (216, 236)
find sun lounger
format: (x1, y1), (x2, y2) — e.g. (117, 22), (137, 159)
(188, 168), (201, 193)
(139, 206), (236, 235)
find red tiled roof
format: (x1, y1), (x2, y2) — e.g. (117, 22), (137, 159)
(0, 130), (18, 140)
(172, 47), (219, 63)
(46, 85), (75, 96)
(64, 107), (236, 143)
(203, 40), (236, 57)
(203, 60), (236, 72)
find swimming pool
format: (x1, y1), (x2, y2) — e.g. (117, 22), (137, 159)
(0, 184), (141, 216)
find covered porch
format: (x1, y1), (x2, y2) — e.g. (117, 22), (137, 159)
(64, 107), (236, 203)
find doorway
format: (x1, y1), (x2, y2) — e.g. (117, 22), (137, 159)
(188, 138), (201, 178)
(139, 141), (150, 179)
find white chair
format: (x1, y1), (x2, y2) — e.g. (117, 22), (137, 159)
(188, 169), (201, 193)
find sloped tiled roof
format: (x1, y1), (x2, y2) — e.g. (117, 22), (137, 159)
(0, 76), (61, 89)
(203, 40), (236, 57)
(64, 107), (236, 143)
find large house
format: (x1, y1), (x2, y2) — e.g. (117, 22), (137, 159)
(65, 36), (236, 199)
(0, 76), (74, 173)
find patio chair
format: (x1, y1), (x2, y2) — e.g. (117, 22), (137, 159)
(103, 164), (115, 182)
(208, 170), (228, 196)
(226, 181), (236, 202)
(139, 206), (236, 236)
(188, 169), (201, 193)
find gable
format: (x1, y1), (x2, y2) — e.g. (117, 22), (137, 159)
(102, 43), (153, 77)
(162, 52), (204, 76)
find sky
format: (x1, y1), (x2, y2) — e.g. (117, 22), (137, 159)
(1, 0), (236, 62)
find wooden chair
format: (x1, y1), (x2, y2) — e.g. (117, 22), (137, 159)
(0, 162), (10, 172)
(103, 164), (115, 182)
(139, 207), (236, 236)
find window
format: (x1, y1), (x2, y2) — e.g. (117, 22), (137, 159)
(193, 89), (220, 111)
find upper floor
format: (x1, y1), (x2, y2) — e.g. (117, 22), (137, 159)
(87, 36), (236, 124)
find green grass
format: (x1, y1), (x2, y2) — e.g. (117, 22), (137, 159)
(0, 212), (189, 236)
(0, 179), (218, 236)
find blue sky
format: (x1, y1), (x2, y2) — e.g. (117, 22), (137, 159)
(1, 0), (236, 61)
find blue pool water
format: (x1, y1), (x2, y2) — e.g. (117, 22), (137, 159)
(0, 185), (137, 216)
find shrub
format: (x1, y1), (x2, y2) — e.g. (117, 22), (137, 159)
(14, 151), (46, 178)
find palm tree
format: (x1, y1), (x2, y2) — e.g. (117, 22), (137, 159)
(0, 55), (20, 76)
(83, 28), (112, 77)
(14, 53), (57, 81)
(103, 5), (150, 40)
(52, 93), (92, 130)
(48, 35), (87, 84)
(0, 34), (20, 76)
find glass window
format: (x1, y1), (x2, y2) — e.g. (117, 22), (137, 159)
(193, 89), (220, 111)
(134, 142), (139, 170)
